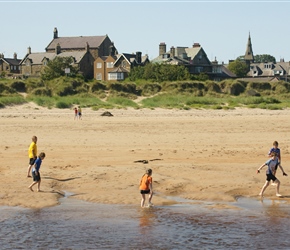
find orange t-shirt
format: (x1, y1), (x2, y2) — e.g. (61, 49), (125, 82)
(139, 174), (152, 190)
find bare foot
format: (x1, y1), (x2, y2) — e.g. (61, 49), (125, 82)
(28, 187), (34, 192)
(276, 194), (282, 197)
(259, 193), (263, 197)
(37, 189), (41, 192)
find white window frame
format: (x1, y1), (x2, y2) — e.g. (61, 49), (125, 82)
(97, 63), (102, 68)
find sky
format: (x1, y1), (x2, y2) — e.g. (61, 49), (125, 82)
(1, 0), (290, 64)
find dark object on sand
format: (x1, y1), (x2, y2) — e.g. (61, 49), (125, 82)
(101, 111), (113, 117)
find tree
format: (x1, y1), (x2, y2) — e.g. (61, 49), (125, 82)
(128, 63), (191, 82)
(254, 54), (276, 63)
(228, 60), (248, 78)
(41, 57), (78, 81)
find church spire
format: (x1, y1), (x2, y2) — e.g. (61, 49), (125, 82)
(244, 32), (254, 64)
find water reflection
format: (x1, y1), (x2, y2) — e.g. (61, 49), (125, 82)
(1, 197), (290, 249)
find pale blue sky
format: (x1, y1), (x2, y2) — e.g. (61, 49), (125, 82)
(1, 1), (290, 63)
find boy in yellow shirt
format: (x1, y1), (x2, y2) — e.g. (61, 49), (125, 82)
(27, 136), (37, 177)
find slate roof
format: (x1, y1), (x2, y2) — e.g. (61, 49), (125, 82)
(46, 35), (107, 50)
(0, 58), (21, 66)
(20, 51), (87, 65)
(247, 62), (290, 77)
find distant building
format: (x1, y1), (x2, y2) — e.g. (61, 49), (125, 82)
(0, 53), (21, 77)
(94, 52), (149, 81)
(20, 27), (118, 79)
(247, 59), (290, 81)
(244, 32), (254, 66)
(152, 42), (235, 81)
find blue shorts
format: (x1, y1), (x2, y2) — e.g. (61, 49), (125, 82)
(32, 171), (41, 182)
(266, 173), (277, 182)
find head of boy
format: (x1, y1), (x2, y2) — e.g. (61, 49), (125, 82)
(39, 152), (46, 160)
(271, 152), (277, 158)
(32, 136), (37, 143)
(146, 168), (152, 176)
(273, 141), (279, 148)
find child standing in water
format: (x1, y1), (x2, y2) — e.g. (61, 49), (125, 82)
(139, 168), (153, 207)
(28, 152), (46, 192)
(257, 152), (287, 197)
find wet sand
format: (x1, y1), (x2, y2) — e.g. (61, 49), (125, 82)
(1, 103), (290, 209)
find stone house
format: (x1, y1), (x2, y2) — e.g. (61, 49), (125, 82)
(151, 42), (212, 74)
(94, 52), (149, 81)
(20, 45), (95, 79)
(20, 27), (118, 79)
(0, 53), (21, 77)
(46, 28), (118, 60)
(247, 60), (290, 82)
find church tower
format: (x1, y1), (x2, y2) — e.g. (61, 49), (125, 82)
(244, 32), (254, 66)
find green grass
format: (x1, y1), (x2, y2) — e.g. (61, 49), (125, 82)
(0, 95), (26, 107)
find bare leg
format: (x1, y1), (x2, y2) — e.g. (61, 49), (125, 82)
(28, 182), (37, 191)
(27, 165), (32, 177)
(37, 180), (41, 192)
(275, 179), (282, 196)
(148, 192), (153, 204)
(259, 181), (270, 196)
(141, 193), (146, 207)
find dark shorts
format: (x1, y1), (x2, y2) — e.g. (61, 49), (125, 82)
(29, 158), (36, 165)
(266, 173), (277, 182)
(32, 171), (41, 182)
(140, 189), (150, 194)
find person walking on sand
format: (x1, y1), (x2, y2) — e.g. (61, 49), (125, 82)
(139, 168), (153, 208)
(268, 141), (281, 176)
(28, 152), (46, 192)
(27, 136), (37, 177)
(257, 152), (287, 197)
(74, 107), (78, 120)
(78, 106), (82, 120)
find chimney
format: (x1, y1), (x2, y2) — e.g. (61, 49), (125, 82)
(136, 51), (142, 64)
(53, 27), (58, 39)
(159, 42), (166, 56)
(13, 52), (17, 59)
(55, 43), (61, 54)
(193, 43), (201, 48)
(27, 46), (31, 54)
(86, 42), (90, 52)
(170, 46), (175, 57)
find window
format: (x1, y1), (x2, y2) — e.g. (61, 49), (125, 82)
(108, 72), (124, 80)
(96, 73), (102, 80)
(121, 61), (126, 67)
(97, 63), (102, 68)
(107, 62), (114, 68)
(195, 67), (203, 73)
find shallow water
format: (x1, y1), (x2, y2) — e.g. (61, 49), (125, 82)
(1, 196), (290, 250)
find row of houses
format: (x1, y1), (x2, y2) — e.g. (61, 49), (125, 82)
(0, 28), (289, 82)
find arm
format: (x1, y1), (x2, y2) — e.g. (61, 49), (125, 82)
(278, 164), (287, 176)
(149, 182), (153, 194)
(257, 163), (266, 174)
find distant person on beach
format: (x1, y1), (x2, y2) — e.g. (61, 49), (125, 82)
(27, 136), (37, 177)
(78, 106), (82, 120)
(74, 107), (78, 120)
(257, 152), (287, 197)
(28, 152), (46, 192)
(268, 141), (281, 176)
(139, 168), (153, 207)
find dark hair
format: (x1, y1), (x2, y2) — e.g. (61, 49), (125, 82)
(146, 169), (152, 175)
(39, 152), (46, 158)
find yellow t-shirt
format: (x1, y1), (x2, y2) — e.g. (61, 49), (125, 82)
(28, 142), (37, 158)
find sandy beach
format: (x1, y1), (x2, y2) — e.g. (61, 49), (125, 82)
(1, 103), (290, 209)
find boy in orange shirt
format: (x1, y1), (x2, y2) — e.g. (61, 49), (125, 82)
(139, 169), (153, 207)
